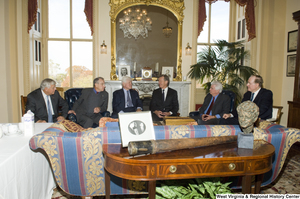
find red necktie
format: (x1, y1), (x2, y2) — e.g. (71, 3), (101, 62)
(206, 97), (215, 115)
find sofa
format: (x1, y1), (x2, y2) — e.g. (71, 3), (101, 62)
(29, 120), (300, 197)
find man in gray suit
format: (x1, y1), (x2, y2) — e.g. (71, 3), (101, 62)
(194, 81), (231, 125)
(26, 78), (68, 123)
(68, 77), (108, 128)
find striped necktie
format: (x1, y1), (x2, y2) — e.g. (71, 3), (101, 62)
(47, 96), (53, 123)
(250, 93), (254, 101)
(206, 97), (215, 115)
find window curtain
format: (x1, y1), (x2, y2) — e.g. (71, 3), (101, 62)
(84, 0), (93, 35)
(28, 0), (38, 33)
(198, 0), (256, 41)
(27, 0), (94, 35)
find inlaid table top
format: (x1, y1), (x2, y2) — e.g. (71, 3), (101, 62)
(103, 140), (275, 198)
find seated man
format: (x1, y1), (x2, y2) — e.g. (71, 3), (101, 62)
(111, 76), (143, 118)
(192, 81), (231, 125)
(25, 78), (68, 123)
(68, 77), (108, 128)
(221, 75), (273, 125)
(150, 75), (179, 121)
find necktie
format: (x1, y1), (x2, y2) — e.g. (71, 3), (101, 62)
(206, 97), (215, 115)
(127, 90), (133, 107)
(162, 89), (165, 102)
(47, 96), (53, 123)
(250, 92), (254, 101)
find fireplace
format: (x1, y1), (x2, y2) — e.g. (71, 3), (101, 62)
(105, 81), (191, 116)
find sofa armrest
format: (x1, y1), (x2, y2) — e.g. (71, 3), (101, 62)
(189, 111), (199, 117)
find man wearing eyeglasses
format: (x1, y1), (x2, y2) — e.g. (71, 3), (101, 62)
(222, 75), (273, 124)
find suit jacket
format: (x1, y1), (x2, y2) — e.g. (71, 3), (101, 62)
(112, 89), (143, 117)
(72, 88), (108, 115)
(25, 89), (68, 122)
(150, 87), (179, 115)
(242, 88), (273, 120)
(199, 93), (231, 118)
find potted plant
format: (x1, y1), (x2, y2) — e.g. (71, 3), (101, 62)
(154, 177), (233, 199)
(187, 40), (258, 104)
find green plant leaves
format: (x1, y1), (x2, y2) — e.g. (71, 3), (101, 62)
(152, 178), (233, 199)
(187, 40), (258, 104)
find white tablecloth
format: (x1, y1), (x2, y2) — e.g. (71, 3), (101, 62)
(0, 123), (56, 199)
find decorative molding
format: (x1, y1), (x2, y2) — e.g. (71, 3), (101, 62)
(109, 0), (185, 81)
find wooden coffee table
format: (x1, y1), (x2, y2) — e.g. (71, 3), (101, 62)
(103, 140), (275, 199)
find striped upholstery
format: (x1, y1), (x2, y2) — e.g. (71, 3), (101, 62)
(29, 121), (300, 197)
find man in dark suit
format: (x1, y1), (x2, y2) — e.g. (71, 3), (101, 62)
(222, 75), (273, 124)
(25, 78), (68, 123)
(193, 81), (231, 125)
(111, 76), (143, 118)
(68, 77), (108, 128)
(150, 75), (179, 121)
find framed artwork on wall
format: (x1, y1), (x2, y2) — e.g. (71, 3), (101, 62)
(288, 30), (298, 52)
(162, 66), (173, 81)
(118, 65), (130, 79)
(287, 54), (296, 77)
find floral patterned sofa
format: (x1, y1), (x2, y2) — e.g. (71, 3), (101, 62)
(29, 120), (300, 197)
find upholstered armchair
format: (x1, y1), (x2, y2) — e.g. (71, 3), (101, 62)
(64, 88), (110, 123)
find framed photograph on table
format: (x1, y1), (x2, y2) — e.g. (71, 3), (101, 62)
(118, 111), (155, 147)
(162, 66), (173, 81)
(118, 65), (130, 79)
(287, 54), (296, 77)
(288, 30), (298, 52)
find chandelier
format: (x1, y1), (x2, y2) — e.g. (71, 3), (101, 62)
(162, 13), (172, 38)
(119, 7), (152, 39)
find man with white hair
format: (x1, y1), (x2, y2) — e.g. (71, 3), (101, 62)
(25, 78), (68, 123)
(194, 81), (231, 125)
(111, 76), (143, 118)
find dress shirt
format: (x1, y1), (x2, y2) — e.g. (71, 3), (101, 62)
(161, 87), (173, 115)
(251, 88), (261, 102)
(203, 94), (221, 118)
(120, 88), (142, 112)
(41, 90), (54, 115)
(162, 87), (169, 101)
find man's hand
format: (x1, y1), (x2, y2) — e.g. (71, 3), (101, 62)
(222, 113), (231, 119)
(136, 109), (142, 112)
(36, 120), (47, 123)
(94, 107), (101, 113)
(57, 116), (65, 122)
(202, 114), (215, 121)
(161, 112), (171, 116)
(154, 110), (164, 118)
(68, 110), (76, 115)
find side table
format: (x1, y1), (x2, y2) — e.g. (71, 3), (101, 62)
(103, 140), (275, 199)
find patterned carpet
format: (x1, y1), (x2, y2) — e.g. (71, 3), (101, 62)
(51, 143), (300, 198)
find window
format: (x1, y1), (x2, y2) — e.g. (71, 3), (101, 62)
(196, 1), (230, 88)
(48, 0), (93, 87)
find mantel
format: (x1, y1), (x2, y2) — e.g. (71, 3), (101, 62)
(105, 81), (191, 116)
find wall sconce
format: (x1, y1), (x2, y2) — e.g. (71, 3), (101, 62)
(100, 40), (107, 54)
(185, 43), (192, 55)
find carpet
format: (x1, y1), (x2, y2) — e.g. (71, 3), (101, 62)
(51, 144), (300, 198)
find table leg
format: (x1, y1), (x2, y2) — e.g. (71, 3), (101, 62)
(242, 175), (252, 194)
(105, 169), (111, 199)
(254, 174), (263, 193)
(148, 181), (156, 199)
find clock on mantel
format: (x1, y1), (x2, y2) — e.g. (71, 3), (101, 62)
(142, 67), (152, 81)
